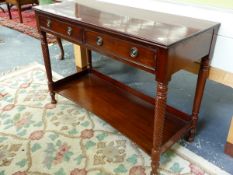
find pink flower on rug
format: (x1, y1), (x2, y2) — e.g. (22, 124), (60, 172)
(29, 130), (44, 140)
(80, 129), (94, 139)
(129, 166), (146, 175)
(70, 168), (87, 175)
(20, 83), (30, 88)
(2, 104), (15, 111)
(44, 103), (56, 109)
(12, 171), (27, 175)
(0, 93), (7, 100)
(54, 143), (71, 164)
(189, 164), (205, 175)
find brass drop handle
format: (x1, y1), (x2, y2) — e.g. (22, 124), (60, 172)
(130, 47), (138, 58)
(96, 36), (103, 46)
(47, 19), (51, 28)
(67, 27), (72, 36)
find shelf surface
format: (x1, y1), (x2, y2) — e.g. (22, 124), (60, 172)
(55, 73), (191, 154)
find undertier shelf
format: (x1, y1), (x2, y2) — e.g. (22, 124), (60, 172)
(54, 73), (191, 154)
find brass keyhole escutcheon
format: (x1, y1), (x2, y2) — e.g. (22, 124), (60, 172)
(96, 36), (103, 46)
(130, 47), (138, 58)
(47, 19), (51, 28)
(67, 27), (72, 36)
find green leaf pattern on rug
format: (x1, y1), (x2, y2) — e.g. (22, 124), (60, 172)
(45, 143), (56, 154)
(114, 164), (127, 173)
(17, 106), (26, 112)
(74, 155), (83, 165)
(3, 119), (12, 125)
(14, 113), (21, 121)
(43, 155), (54, 169)
(96, 132), (108, 141)
(47, 111), (54, 117)
(97, 173), (108, 175)
(126, 154), (138, 165)
(170, 162), (184, 173)
(0, 137), (7, 142)
(55, 168), (66, 175)
(81, 121), (90, 127)
(85, 140), (96, 149)
(16, 159), (27, 168)
(33, 121), (43, 127)
(68, 128), (79, 135)
(43, 142), (56, 169)
(63, 151), (74, 161)
(56, 140), (62, 147)
(49, 133), (59, 141)
(18, 129), (27, 136)
(160, 150), (174, 164)
(31, 143), (42, 152)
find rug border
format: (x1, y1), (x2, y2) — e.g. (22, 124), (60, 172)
(172, 144), (230, 175)
(0, 62), (230, 175)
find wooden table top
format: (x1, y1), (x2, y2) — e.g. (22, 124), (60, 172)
(34, 0), (219, 47)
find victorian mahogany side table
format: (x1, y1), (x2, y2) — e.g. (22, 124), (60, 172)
(34, 1), (220, 174)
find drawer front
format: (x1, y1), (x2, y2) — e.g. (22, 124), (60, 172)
(85, 30), (156, 68)
(38, 15), (82, 43)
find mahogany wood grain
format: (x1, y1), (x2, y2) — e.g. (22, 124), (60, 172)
(35, 1), (219, 47)
(91, 68), (192, 123)
(87, 46), (155, 73)
(54, 73), (190, 154)
(38, 14), (83, 45)
(85, 30), (156, 68)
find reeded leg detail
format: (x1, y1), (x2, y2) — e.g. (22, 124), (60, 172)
(188, 56), (210, 142)
(40, 31), (57, 104)
(151, 82), (168, 175)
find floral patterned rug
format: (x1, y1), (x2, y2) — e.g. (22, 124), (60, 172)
(0, 63), (229, 175)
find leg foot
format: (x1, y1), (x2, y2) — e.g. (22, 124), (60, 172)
(50, 92), (57, 104)
(186, 128), (196, 142)
(151, 149), (160, 175)
(187, 114), (198, 142)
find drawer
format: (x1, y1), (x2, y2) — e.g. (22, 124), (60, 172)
(85, 30), (156, 68)
(38, 15), (82, 43)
